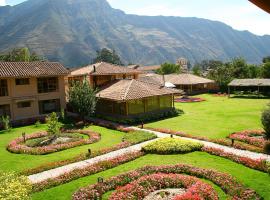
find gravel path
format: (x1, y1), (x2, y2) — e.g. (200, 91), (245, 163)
(28, 127), (270, 184)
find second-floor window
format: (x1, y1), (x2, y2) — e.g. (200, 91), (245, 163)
(0, 79), (8, 97)
(16, 78), (30, 85)
(37, 77), (58, 93)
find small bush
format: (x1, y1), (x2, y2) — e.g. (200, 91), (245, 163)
(142, 138), (203, 154)
(262, 104), (270, 139)
(46, 112), (62, 136)
(0, 115), (11, 131)
(0, 171), (32, 200)
(35, 120), (41, 128)
(123, 131), (157, 144)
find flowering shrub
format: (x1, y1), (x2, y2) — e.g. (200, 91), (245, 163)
(145, 127), (264, 153)
(229, 130), (265, 148)
(0, 171), (32, 200)
(202, 147), (269, 172)
(142, 138), (203, 154)
(174, 97), (206, 103)
(110, 173), (218, 200)
(7, 130), (101, 155)
(73, 164), (261, 200)
(32, 151), (144, 192)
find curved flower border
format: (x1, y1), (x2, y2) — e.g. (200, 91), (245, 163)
(109, 173), (218, 200)
(229, 130), (265, 148)
(145, 127), (264, 153)
(7, 130), (101, 155)
(72, 163), (261, 200)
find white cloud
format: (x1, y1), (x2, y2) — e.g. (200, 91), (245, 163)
(0, 0), (6, 6)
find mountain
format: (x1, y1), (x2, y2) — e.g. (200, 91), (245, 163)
(0, 0), (270, 67)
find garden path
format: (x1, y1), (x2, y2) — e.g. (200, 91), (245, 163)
(28, 127), (270, 184)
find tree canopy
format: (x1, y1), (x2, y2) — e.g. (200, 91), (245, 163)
(0, 47), (45, 62)
(156, 62), (181, 75)
(68, 79), (98, 120)
(93, 48), (122, 65)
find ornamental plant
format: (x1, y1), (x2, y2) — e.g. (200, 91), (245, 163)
(142, 138), (203, 154)
(46, 112), (62, 137)
(262, 104), (270, 139)
(0, 115), (11, 131)
(0, 171), (32, 200)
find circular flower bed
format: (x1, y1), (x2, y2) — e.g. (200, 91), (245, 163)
(109, 173), (218, 200)
(229, 130), (266, 148)
(7, 130), (101, 155)
(142, 138), (203, 154)
(174, 97), (205, 103)
(73, 164), (261, 200)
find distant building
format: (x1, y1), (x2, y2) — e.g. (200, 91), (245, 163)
(176, 58), (189, 73)
(0, 62), (69, 123)
(69, 62), (181, 118)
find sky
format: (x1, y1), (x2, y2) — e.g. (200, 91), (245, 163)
(1, 0), (270, 36)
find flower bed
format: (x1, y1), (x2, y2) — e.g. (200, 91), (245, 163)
(202, 147), (269, 173)
(174, 97), (205, 103)
(22, 131), (156, 175)
(110, 173), (218, 200)
(229, 130), (266, 148)
(145, 127), (264, 153)
(142, 138), (203, 154)
(32, 151), (145, 192)
(73, 164), (261, 200)
(7, 130), (101, 155)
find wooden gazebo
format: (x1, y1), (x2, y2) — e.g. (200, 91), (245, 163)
(228, 79), (270, 97)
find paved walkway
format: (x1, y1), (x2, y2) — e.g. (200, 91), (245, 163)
(28, 127), (270, 184)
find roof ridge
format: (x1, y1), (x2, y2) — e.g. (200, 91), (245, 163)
(122, 79), (134, 100)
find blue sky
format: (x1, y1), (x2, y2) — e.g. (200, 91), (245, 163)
(1, 0), (269, 35)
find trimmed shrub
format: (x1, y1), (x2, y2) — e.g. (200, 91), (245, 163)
(0, 115), (11, 131)
(142, 138), (203, 154)
(123, 131), (157, 143)
(262, 104), (270, 139)
(0, 171), (32, 200)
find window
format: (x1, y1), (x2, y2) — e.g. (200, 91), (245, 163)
(0, 79), (8, 97)
(17, 101), (31, 108)
(0, 104), (10, 116)
(128, 99), (144, 114)
(37, 77), (58, 93)
(160, 95), (172, 109)
(16, 78), (30, 85)
(39, 99), (60, 114)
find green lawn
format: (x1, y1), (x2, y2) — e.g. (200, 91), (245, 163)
(32, 152), (270, 200)
(0, 124), (125, 172)
(147, 94), (269, 139)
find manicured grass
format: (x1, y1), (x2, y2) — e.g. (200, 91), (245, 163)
(147, 94), (269, 139)
(31, 152), (270, 200)
(0, 124), (125, 172)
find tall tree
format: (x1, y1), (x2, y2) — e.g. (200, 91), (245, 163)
(192, 65), (202, 76)
(0, 47), (45, 62)
(156, 62), (181, 75)
(68, 79), (98, 120)
(263, 56), (270, 63)
(261, 62), (270, 78)
(93, 48), (122, 65)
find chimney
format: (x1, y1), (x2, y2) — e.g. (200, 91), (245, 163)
(93, 65), (96, 72)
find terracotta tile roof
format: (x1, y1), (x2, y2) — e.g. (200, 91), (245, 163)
(165, 74), (214, 85)
(0, 62), (69, 78)
(70, 62), (141, 76)
(139, 73), (214, 86)
(96, 79), (182, 101)
(228, 79), (270, 86)
(137, 65), (161, 72)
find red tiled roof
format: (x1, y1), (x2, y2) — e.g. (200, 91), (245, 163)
(96, 79), (182, 101)
(0, 62), (69, 78)
(70, 62), (141, 76)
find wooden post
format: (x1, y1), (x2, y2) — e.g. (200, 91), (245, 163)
(228, 86), (230, 98)
(144, 98), (147, 113)
(125, 102), (129, 116)
(172, 94), (175, 108)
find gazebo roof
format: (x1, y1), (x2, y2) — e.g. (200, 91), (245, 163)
(96, 79), (182, 101)
(228, 79), (270, 87)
